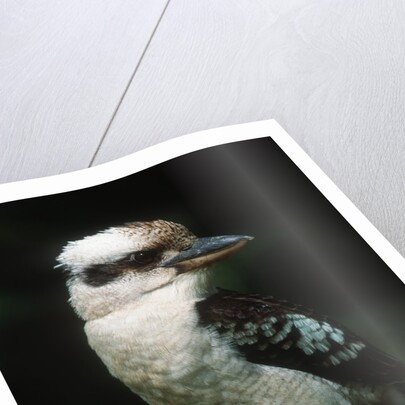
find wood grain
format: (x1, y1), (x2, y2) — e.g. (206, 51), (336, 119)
(93, 0), (405, 255)
(0, 0), (167, 182)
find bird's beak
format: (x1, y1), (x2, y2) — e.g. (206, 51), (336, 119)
(160, 235), (253, 273)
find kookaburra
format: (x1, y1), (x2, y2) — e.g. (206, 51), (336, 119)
(57, 220), (405, 405)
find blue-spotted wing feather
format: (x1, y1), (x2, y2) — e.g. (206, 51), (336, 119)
(196, 289), (405, 388)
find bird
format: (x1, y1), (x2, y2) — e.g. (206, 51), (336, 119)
(56, 219), (405, 405)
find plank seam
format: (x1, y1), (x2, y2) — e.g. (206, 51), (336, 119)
(88, 0), (172, 167)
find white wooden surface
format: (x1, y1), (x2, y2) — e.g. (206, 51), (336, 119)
(1, 0), (405, 256)
(0, 0), (168, 180)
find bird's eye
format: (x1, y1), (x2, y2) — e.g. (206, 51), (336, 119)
(129, 250), (157, 265)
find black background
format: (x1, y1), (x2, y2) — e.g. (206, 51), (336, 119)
(1, 138), (404, 404)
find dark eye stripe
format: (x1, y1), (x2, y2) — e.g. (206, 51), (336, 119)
(80, 263), (123, 286)
(79, 250), (161, 287)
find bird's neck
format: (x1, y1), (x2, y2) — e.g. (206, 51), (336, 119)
(83, 271), (228, 403)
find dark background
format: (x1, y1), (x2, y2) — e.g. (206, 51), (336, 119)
(1, 138), (404, 405)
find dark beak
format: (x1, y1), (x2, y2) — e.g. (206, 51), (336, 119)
(160, 235), (253, 272)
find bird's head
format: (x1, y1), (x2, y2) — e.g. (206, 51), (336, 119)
(56, 220), (252, 321)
